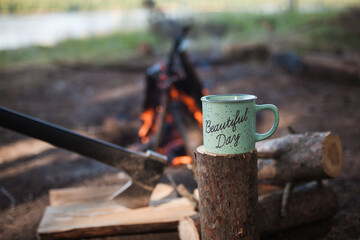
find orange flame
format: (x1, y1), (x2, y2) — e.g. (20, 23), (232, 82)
(170, 87), (180, 99)
(170, 86), (203, 128)
(172, 155), (193, 167)
(194, 111), (203, 125)
(138, 85), (208, 167)
(138, 109), (154, 143)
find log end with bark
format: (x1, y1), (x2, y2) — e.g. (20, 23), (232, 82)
(257, 132), (343, 182)
(321, 133), (343, 178)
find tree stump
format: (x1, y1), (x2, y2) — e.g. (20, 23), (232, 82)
(195, 146), (258, 240)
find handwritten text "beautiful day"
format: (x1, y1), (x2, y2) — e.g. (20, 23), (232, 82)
(205, 108), (248, 148)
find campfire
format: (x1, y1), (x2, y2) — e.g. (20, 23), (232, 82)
(137, 25), (204, 167)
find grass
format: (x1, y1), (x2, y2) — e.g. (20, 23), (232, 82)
(1, 9), (360, 69)
(0, 30), (168, 69)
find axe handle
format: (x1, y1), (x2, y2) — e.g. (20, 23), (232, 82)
(0, 107), (166, 185)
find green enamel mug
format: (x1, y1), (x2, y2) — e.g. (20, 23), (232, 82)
(201, 94), (279, 154)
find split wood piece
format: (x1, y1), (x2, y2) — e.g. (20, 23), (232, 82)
(178, 216), (201, 240)
(49, 183), (177, 207)
(257, 132), (343, 182)
(178, 184), (338, 239)
(49, 185), (122, 206)
(38, 197), (196, 239)
(196, 146), (258, 240)
(166, 174), (198, 210)
(174, 184), (198, 211)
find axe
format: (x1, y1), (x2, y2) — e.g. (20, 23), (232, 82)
(0, 106), (167, 209)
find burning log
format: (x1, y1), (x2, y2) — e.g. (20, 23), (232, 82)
(195, 146), (258, 240)
(178, 183), (338, 239)
(257, 132), (343, 183)
(170, 100), (202, 161)
(138, 25), (204, 166)
(177, 51), (204, 108)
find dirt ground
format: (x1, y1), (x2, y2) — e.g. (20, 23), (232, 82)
(0, 52), (359, 240)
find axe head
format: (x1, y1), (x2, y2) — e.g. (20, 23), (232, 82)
(108, 150), (167, 209)
(108, 180), (153, 209)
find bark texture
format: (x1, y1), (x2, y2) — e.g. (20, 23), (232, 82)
(178, 184), (338, 239)
(259, 183), (338, 235)
(195, 146), (258, 240)
(257, 132), (343, 182)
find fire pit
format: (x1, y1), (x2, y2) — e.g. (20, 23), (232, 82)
(137, 24), (204, 169)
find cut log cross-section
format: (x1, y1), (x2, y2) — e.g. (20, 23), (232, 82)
(195, 146), (258, 240)
(256, 132), (343, 182)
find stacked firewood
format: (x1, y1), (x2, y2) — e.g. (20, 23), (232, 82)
(133, 20), (346, 238)
(179, 131), (343, 239)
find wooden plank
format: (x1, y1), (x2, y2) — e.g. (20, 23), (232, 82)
(38, 197), (196, 239)
(49, 183), (177, 206)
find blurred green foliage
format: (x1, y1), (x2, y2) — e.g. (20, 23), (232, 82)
(209, 9), (360, 52)
(0, 30), (166, 69)
(0, 0), (359, 14)
(195, 9), (360, 53)
(0, 0), (139, 13)
(1, 9), (359, 69)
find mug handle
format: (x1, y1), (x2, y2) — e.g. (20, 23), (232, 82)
(254, 104), (279, 142)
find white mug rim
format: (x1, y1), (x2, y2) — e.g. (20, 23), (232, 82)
(201, 94), (257, 103)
